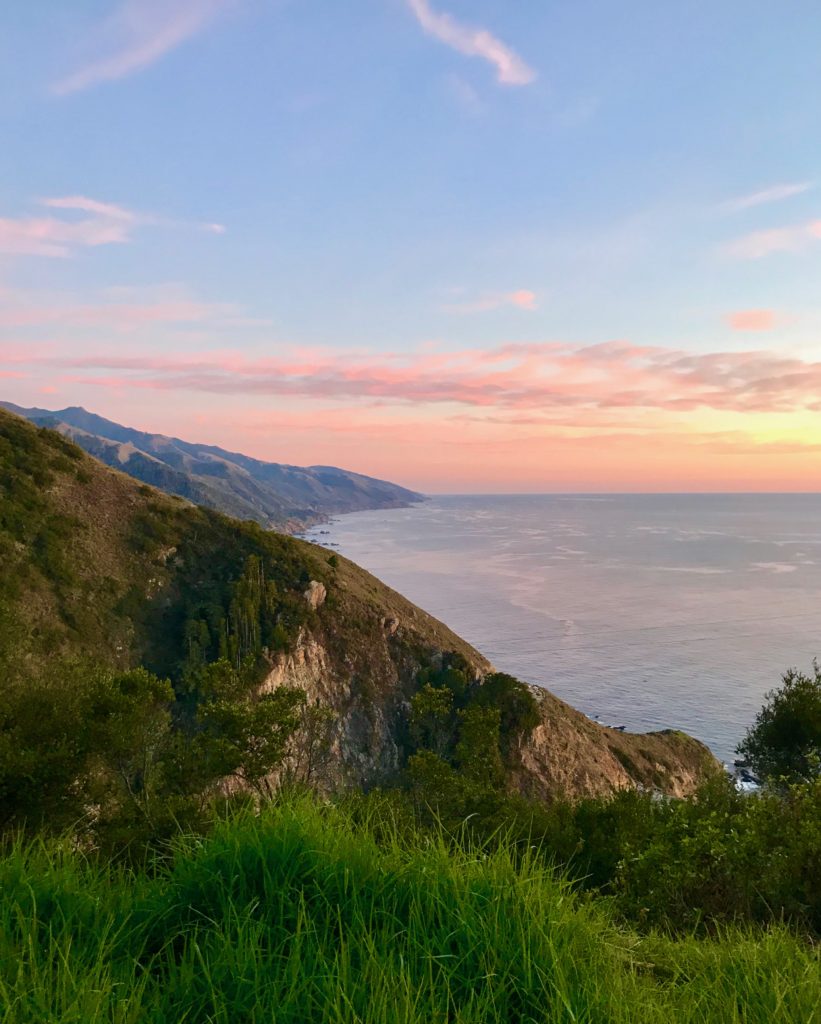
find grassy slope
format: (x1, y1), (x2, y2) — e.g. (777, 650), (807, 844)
(0, 408), (714, 798)
(0, 796), (817, 1024)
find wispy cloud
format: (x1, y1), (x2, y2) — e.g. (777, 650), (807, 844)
(0, 197), (224, 258)
(0, 289), (239, 332)
(53, 0), (233, 96)
(722, 182), (813, 213)
(725, 309), (778, 332)
(9, 339), (821, 417)
(41, 195), (138, 221)
(406, 0), (535, 86)
(723, 219), (821, 259)
(444, 289), (538, 314)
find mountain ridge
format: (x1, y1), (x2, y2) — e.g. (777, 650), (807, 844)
(1, 401), (424, 531)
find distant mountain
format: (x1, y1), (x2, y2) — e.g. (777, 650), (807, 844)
(1, 402), (424, 530)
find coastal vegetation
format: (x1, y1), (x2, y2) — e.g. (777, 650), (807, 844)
(0, 409), (819, 1021)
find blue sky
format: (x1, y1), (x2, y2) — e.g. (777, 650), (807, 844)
(2, 1), (821, 490)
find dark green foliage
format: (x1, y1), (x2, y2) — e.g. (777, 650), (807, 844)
(456, 706), (505, 786)
(409, 683), (453, 755)
(135, 515), (312, 683)
(471, 672), (541, 755)
(616, 774), (821, 935)
(0, 657), (307, 850)
(409, 656), (538, 773)
(193, 660), (307, 796)
(737, 663), (821, 782)
(0, 417), (83, 606)
(0, 664), (173, 832)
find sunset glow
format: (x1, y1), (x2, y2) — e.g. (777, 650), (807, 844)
(3, 1), (821, 491)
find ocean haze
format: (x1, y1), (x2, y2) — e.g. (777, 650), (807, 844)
(306, 494), (821, 762)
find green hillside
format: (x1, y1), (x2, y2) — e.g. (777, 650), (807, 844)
(0, 406), (713, 805)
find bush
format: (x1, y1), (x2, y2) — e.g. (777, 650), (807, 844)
(615, 774), (821, 934)
(737, 663), (821, 783)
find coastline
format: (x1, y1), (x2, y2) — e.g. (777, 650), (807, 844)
(295, 495), (821, 770)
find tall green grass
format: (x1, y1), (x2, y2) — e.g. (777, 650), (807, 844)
(0, 796), (817, 1023)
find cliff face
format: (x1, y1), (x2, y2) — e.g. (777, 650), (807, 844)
(259, 553), (716, 800)
(514, 687), (713, 800)
(0, 406), (717, 803)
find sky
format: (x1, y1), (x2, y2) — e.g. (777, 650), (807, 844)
(2, 0), (821, 492)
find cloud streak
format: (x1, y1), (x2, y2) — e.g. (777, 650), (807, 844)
(407, 0), (535, 86)
(443, 289), (538, 313)
(53, 0), (233, 95)
(725, 309), (778, 332)
(8, 339), (821, 417)
(723, 219), (821, 259)
(0, 197), (224, 258)
(722, 182), (813, 212)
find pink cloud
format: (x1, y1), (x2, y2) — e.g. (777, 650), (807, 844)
(0, 198), (224, 258)
(406, 0), (536, 86)
(40, 196), (137, 221)
(9, 339), (821, 418)
(444, 289), (538, 314)
(53, 0), (234, 96)
(508, 289), (537, 311)
(0, 286), (243, 332)
(724, 219), (821, 259)
(725, 309), (778, 332)
(0, 214), (132, 258)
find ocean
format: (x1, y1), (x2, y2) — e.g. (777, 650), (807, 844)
(304, 494), (821, 763)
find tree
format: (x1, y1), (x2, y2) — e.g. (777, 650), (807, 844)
(410, 683), (454, 756)
(0, 664), (174, 833)
(471, 673), (540, 757)
(456, 706), (505, 789)
(737, 663), (821, 783)
(194, 661), (307, 798)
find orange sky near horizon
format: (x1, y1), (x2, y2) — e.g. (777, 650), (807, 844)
(5, 337), (820, 493)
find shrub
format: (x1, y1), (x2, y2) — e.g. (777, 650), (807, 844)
(737, 663), (821, 783)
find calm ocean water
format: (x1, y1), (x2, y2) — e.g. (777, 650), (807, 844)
(305, 494), (821, 762)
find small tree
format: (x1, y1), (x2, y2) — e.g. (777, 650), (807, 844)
(737, 663), (821, 783)
(471, 673), (540, 757)
(410, 683), (454, 756)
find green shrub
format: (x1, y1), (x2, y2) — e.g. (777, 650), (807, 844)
(737, 663), (821, 783)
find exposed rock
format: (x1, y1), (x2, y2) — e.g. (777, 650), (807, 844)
(303, 580), (327, 610)
(382, 616), (400, 636)
(511, 685), (716, 801)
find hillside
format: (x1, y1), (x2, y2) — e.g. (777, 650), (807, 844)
(1, 401), (423, 530)
(0, 407), (715, 800)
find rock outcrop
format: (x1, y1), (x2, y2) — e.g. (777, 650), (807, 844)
(303, 580), (327, 610)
